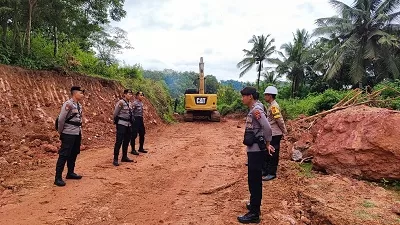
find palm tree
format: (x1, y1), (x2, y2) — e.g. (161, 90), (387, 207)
(314, 0), (400, 88)
(237, 34), (276, 90)
(272, 29), (313, 97)
(263, 69), (282, 84)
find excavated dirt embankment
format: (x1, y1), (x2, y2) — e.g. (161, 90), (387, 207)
(0, 64), (161, 180)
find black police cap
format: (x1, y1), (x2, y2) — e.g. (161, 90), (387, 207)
(240, 86), (257, 96)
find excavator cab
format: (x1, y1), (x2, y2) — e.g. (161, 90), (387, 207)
(183, 57), (221, 122)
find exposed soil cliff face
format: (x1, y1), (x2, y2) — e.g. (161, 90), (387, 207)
(0, 65), (161, 178)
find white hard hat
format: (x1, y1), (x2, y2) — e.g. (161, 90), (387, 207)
(264, 86), (278, 95)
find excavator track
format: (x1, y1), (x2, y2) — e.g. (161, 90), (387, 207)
(210, 111), (221, 122)
(183, 111), (194, 122)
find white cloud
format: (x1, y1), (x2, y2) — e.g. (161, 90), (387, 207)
(114, 0), (354, 81)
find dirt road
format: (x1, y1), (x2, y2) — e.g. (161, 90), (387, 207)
(0, 120), (399, 225)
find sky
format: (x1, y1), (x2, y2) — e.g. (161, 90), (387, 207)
(114, 0), (354, 82)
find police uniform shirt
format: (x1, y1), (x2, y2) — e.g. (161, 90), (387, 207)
(245, 103), (273, 153)
(132, 100), (144, 117)
(267, 100), (287, 136)
(255, 100), (265, 110)
(58, 99), (82, 135)
(113, 99), (132, 127)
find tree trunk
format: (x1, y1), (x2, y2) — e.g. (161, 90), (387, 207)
(53, 25), (58, 57)
(13, 19), (22, 54)
(1, 20), (7, 47)
(11, 2), (22, 54)
(25, 0), (37, 55)
(257, 62), (262, 91)
(291, 79), (295, 98)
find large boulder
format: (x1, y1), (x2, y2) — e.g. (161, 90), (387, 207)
(309, 106), (400, 181)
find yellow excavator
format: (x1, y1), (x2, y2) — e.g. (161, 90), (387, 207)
(183, 57), (221, 122)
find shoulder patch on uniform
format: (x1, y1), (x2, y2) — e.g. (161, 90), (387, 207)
(273, 114), (281, 119)
(118, 101), (123, 107)
(65, 103), (72, 111)
(271, 106), (280, 115)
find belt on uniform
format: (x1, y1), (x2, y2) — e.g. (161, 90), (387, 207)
(118, 117), (131, 122)
(65, 121), (82, 126)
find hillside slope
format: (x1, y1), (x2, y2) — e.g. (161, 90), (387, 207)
(0, 65), (162, 179)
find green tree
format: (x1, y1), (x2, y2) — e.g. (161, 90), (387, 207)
(193, 74), (219, 94)
(314, 0), (400, 88)
(237, 34), (276, 90)
(143, 70), (199, 99)
(2, 0), (127, 57)
(90, 25), (133, 66)
(26, 0), (40, 54)
(0, 0), (13, 47)
(273, 29), (313, 97)
(262, 69), (282, 84)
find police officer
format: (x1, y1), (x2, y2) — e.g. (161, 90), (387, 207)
(244, 91), (265, 167)
(238, 87), (273, 224)
(254, 86), (287, 181)
(113, 89), (135, 166)
(254, 91), (266, 112)
(130, 91), (148, 154)
(54, 86), (84, 187)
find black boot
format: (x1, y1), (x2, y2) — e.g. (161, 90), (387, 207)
(66, 154), (81, 179)
(121, 157), (134, 162)
(246, 203), (251, 211)
(138, 149), (148, 153)
(122, 148), (134, 162)
(113, 159), (120, 166)
(262, 175), (276, 181)
(54, 176), (66, 186)
(66, 173), (82, 179)
(130, 150), (139, 155)
(55, 156), (67, 186)
(245, 203), (261, 215)
(237, 212), (260, 224)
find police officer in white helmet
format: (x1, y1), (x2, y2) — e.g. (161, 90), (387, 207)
(254, 86), (287, 181)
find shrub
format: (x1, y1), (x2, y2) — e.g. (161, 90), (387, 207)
(124, 78), (173, 122)
(0, 46), (11, 64)
(219, 104), (233, 116)
(373, 79), (400, 110)
(315, 89), (348, 112)
(279, 89), (349, 119)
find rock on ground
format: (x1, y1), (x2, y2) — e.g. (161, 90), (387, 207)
(309, 105), (400, 181)
(41, 144), (58, 153)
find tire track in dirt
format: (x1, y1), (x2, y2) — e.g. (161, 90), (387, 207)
(0, 120), (247, 225)
(1, 119), (399, 225)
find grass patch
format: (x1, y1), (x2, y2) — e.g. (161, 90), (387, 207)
(162, 113), (176, 124)
(381, 179), (400, 194)
(362, 200), (376, 208)
(298, 162), (314, 178)
(354, 209), (377, 221)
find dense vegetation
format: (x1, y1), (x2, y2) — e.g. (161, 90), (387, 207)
(233, 0), (400, 117)
(144, 0), (400, 119)
(237, 0), (400, 98)
(0, 0), (173, 121)
(0, 0), (399, 121)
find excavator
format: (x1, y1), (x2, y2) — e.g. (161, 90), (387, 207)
(183, 57), (221, 122)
